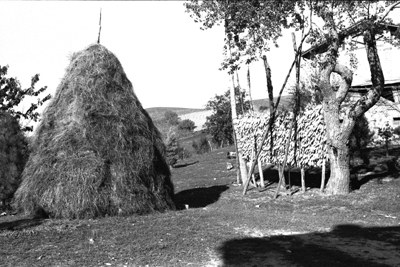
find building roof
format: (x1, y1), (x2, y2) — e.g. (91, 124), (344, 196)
(301, 20), (399, 59)
(349, 45), (400, 101)
(301, 20), (400, 102)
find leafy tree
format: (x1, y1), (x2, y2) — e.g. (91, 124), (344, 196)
(0, 112), (28, 208)
(178, 119), (196, 132)
(349, 115), (374, 165)
(164, 111), (180, 126)
(187, 1), (400, 194)
(205, 88), (250, 147)
(378, 122), (393, 157)
(186, 0), (304, 183)
(305, 1), (400, 194)
(0, 65), (51, 131)
(165, 129), (180, 168)
(192, 136), (211, 154)
(394, 125), (400, 136)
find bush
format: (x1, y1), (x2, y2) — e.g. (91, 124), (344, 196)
(349, 115), (373, 165)
(0, 112), (28, 208)
(192, 137), (211, 154)
(378, 122), (393, 156)
(205, 89), (250, 147)
(178, 119), (196, 133)
(164, 111), (180, 126)
(177, 147), (192, 160)
(394, 126), (400, 136)
(165, 130), (180, 167)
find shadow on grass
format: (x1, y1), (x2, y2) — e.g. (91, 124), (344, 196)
(259, 166), (330, 189)
(174, 185), (229, 210)
(217, 224), (400, 266)
(259, 163), (399, 191)
(0, 218), (44, 231)
(173, 161), (199, 169)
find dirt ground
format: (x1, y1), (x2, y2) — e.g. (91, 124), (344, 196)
(1, 146), (399, 266)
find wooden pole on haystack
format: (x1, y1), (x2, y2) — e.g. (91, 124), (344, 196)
(97, 8), (102, 44)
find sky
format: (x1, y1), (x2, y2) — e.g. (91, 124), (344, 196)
(0, 1), (296, 113)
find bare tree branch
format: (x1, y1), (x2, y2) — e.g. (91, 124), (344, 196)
(378, 1), (400, 22)
(333, 63), (353, 104)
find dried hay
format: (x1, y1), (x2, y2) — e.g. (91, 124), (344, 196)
(13, 44), (175, 219)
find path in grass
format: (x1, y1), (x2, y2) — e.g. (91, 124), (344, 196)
(1, 146), (400, 266)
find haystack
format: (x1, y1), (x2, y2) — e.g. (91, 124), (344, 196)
(13, 44), (175, 219)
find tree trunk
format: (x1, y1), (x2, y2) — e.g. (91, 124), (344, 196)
(322, 99), (354, 195)
(320, 159), (326, 192)
(247, 66), (254, 112)
(229, 79), (248, 184)
(262, 55), (275, 161)
(301, 167), (306, 192)
(325, 143), (351, 194)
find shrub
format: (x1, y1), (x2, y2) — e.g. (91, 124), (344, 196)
(349, 114), (374, 165)
(177, 147), (192, 160)
(164, 111), (180, 126)
(394, 126), (400, 136)
(165, 130), (179, 167)
(378, 122), (393, 156)
(0, 112), (28, 208)
(178, 119), (196, 132)
(192, 137), (211, 154)
(205, 89), (250, 147)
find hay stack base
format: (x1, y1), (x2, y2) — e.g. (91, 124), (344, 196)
(13, 44), (175, 219)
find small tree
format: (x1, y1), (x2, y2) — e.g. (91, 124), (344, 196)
(178, 119), (196, 133)
(393, 126), (400, 136)
(192, 136), (211, 154)
(349, 114), (374, 165)
(0, 112), (28, 208)
(378, 122), (393, 157)
(205, 88), (250, 147)
(165, 129), (180, 167)
(0, 65), (51, 131)
(164, 111), (180, 126)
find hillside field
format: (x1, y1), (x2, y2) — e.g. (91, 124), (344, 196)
(145, 107), (204, 122)
(1, 145), (400, 266)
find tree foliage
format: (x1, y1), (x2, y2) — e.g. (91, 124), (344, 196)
(164, 111), (180, 126)
(378, 122), (394, 156)
(178, 119), (196, 132)
(192, 136), (211, 154)
(305, 1), (400, 194)
(0, 65), (51, 131)
(187, 0), (400, 194)
(205, 88), (250, 146)
(349, 114), (374, 164)
(165, 129), (180, 167)
(185, 0), (303, 71)
(0, 112), (28, 207)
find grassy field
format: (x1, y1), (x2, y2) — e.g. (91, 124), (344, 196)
(145, 107), (205, 122)
(1, 146), (400, 266)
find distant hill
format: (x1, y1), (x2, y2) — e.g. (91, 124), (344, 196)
(146, 95), (294, 127)
(252, 95), (294, 112)
(145, 107), (204, 122)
